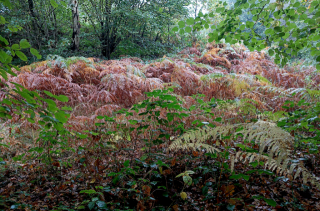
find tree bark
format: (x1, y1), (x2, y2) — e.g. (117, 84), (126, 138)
(71, 0), (80, 51)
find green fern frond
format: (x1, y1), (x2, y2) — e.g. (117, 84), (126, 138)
(259, 111), (288, 122)
(255, 75), (272, 85)
(236, 98), (258, 114)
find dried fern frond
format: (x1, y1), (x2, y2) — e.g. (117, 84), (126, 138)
(200, 73), (225, 83)
(234, 152), (320, 189)
(170, 121), (293, 158)
(257, 85), (288, 96)
(169, 121), (320, 188)
(229, 74), (261, 86)
(126, 65), (146, 78)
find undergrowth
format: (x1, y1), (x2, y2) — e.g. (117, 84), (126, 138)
(0, 43), (320, 210)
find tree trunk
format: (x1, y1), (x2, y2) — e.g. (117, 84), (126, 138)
(27, 0), (37, 29)
(71, 0), (80, 51)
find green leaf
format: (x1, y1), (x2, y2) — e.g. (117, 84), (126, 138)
(54, 95), (69, 102)
(230, 174), (242, 180)
(80, 189), (96, 194)
(0, 15), (5, 24)
(1, 0), (12, 9)
(2, 99), (12, 106)
(186, 18), (194, 25)
(88, 201), (95, 210)
(61, 106), (72, 111)
(61, 1), (67, 7)
(15, 51), (28, 61)
(30, 48), (42, 59)
(242, 174), (250, 181)
(0, 35), (9, 45)
(185, 26), (192, 33)
(178, 21), (185, 28)
(12, 44), (20, 50)
(27, 118), (35, 123)
(96, 201), (107, 208)
(172, 26), (179, 32)
(264, 198), (276, 207)
(202, 186), (208, 195)
(55, 112), (69, 123)
(227, 204), (235, 211)
(268, 49), (274, 56)
(43, 90), (54, 97)
(20, 39), (31, 49)
(50, 0), (58, 8)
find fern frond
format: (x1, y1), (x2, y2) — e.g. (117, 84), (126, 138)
(169, 121), (320, 188)
(255, 75), (272, 85)
(287, 88), (320, 102)
(235, 152), (320, 189)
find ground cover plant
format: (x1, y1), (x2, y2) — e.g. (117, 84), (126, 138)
(1, 0), (320, 210)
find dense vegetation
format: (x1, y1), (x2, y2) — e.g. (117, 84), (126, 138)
(0, 0), (320, 210)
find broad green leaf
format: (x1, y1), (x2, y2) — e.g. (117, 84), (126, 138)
(50, 0), (58, 8)
(61, 1), (67, 7)
(54, 95), (69, 102)
(30, 48), (42, 59)
(0, 35), (9, 45)
(96, 201), (107, 208)
(15, 51), (27, 61)
(178, 21), (185, 28)
(0, 15), (5, 24)
(172, 26), (179, 32)
(264, 198), (276, 207)
(43, 90), (54, 97)
(55, 111), (70, 123)
(11, 44), (20, 50)
(80, 189), (96, 194)
(186, 18), (194, 25)
(185, 26), (192, 33)
(183, 175), (192, 186)
(20, 39), (31, 49)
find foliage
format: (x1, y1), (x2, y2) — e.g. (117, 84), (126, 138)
(176, 0), (320, 70)
(1, 0), (320, 210)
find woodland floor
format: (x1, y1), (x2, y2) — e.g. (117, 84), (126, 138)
(1, 43), (320, 210)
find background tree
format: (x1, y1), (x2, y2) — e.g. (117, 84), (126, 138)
(71, 0), (80, 51)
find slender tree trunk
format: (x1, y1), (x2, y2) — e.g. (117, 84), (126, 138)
(71, 0), (80, 51)
(195, 0), (198, 19)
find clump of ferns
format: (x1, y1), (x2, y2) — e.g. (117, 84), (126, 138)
(46, 55), (95, 69)
(258, 111), (288, 122)
(229, 73), (261, 87)
(235, 98), (259, 116)
(126, 65), (146, 78)
(168, 121), (320, 189)
(200, 73), (225, 81)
